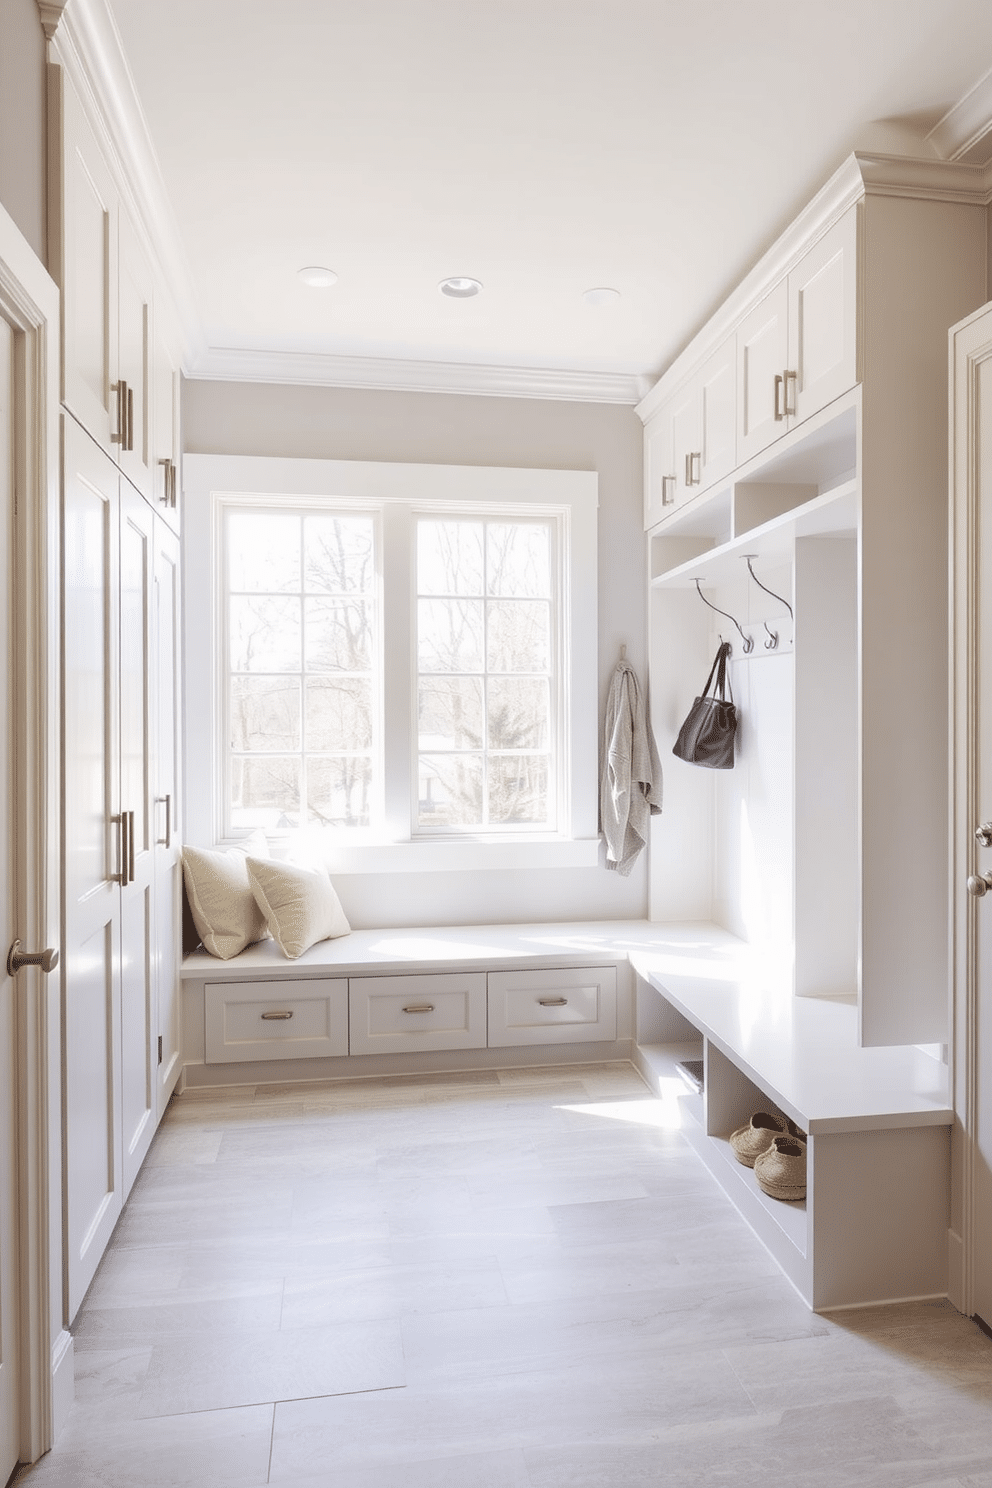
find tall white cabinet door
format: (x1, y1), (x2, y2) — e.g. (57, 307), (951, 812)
(62, 417), (124, 1318)
(644, 405), (676, 527)
(788, 208), (858, 425)
(55, 73), (119, 455)
(0, 314), (19, 1486)
(670, 383), (702, 504)
(117, 216), (154, 502)
(153, 521), (182, 1111)
(737, 280), (788, 463)
(119, 483), (156, 1195)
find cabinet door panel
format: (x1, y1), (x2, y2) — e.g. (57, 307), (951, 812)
(790, 208), (858, 424)
(152, 322), (181, 531)
(699, 341), (736, 488)
(62, 421), (123, 1319)
(59, 78), (118, 453)
(153, 524), (182, 1109)
(670, 385), (701, 504)
(737, 281), (788, 462)
(644, 408), (675, 528)
(119, 483), (156, 1193)
(349, 973), (487, 1054)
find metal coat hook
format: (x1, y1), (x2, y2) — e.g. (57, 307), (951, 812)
(693, 579), (753, 654)
(763, 621), (779, 651)
(744, 556), (793, 619)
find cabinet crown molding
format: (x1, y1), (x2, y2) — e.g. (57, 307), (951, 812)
(636, 148), (992, 425)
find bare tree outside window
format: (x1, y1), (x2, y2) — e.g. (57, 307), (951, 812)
(226, 510), (375, 831)
(417, 517), (555, 830)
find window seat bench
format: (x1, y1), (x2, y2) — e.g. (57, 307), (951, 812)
(179, 918), (952, 1311)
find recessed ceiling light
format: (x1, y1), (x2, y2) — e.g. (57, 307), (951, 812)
(439, 276), (483, 299)
(298, 266), (338, 289)
(583, 286), (621, 307)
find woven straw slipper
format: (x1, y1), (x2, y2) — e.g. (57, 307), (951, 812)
(754, 1135), (807, 1202)
(729, 1112), (789, 1168)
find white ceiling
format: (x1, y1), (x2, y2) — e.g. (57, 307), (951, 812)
(107, 0), (992, 396)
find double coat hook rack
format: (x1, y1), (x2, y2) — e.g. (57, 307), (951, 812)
(694, 557), (794, 656)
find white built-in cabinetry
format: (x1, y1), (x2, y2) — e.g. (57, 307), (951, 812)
(640, 156), (988, 1051)
(50, 57), (183, 1319)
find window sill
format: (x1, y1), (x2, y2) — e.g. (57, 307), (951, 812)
(260, 835), (603, 875)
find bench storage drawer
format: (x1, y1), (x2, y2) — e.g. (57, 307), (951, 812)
(349, 972), (487, 1055)
(488, 966), (617, 1046)
(204, 979), (349, 1064)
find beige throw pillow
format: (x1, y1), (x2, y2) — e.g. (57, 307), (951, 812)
(245, 857), (351, 959)
(181, 835), (270, 960)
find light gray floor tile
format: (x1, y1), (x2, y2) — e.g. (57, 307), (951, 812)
(268, 1349), (755, 1477)
(14, 1404), (273, 1487)
(137, 1318), (406, 1417)
(14, 1064), (992, 1488)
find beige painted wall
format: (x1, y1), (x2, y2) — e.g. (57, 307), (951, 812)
(0, 0), (46, 261)
(182, 378), (652, 925)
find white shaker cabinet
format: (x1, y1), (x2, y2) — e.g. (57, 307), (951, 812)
(737, 209), (858, 464)
(51, 66), (159, 504)
(61, 417), (177, 1317)
(152, 520), (182, 1112)
(644, 338), (736, 526)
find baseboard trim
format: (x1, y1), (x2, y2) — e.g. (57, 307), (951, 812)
(50, 1329), (74, 1441)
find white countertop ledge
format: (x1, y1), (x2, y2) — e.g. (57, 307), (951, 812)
(627, 926), (951, 1135)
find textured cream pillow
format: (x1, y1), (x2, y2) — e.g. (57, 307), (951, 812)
(181, 834), (270, 960)
(245, 857), (351, 959)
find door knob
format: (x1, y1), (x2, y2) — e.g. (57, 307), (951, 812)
(977, 822), (992, 847)
(7, 941), (59, 975)
(967, 873), (992, 898)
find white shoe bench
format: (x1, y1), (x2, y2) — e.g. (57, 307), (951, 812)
(180, 919), (952, 1311)
(629, 925), (952, 1311)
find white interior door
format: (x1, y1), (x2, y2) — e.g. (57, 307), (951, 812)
(0, 307), (20, 1483)
(952, 302), (992, 1325)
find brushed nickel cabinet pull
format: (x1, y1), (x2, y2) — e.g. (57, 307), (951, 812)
(538, 997), (568, 1007)
(156, 794), (171, 848)
(774, 373), (784, 421)
(127, 809), (135, 885)
(403, 1004), (435, 1014)
(112, 381), (126, 445)
(126, 386), (134, 452)
(684, 452), (692, 487)
(117, 811), (129, 886)
(783, 369), (797, 417)
(689, 451), (701, 485)
(661, 474), (676, 506)
(261, 1010), (294, 1021)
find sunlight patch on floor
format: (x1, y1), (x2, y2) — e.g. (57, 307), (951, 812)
(556, 1084), (685, 1130)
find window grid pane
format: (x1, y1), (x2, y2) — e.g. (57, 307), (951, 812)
(415, 517), (556, 833)
(226, 509), (376, 831)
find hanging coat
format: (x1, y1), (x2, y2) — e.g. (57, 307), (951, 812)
(601, 660), (663, 877)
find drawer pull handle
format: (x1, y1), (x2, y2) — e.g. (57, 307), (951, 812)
(260, 1010), (294, 1021)
(403, 1003), (435, 1014)
(538, 997), (568, 1007)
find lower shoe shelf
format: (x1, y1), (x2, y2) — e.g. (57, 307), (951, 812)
(630, 928), (952, 1311)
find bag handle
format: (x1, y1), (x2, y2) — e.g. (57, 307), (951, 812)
(702, 641), (733, 703)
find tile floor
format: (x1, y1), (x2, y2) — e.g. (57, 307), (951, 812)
(14, 1062), (992, 1487)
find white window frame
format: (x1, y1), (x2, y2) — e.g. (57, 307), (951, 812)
(183, 454), (600, 874)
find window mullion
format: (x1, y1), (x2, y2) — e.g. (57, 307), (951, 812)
(381, 503), (414, 840)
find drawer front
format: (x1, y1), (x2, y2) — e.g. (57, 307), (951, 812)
(349, 973), (487, 1055)
(204, 979), (349, 1064)
(488, 966), (618, 1046)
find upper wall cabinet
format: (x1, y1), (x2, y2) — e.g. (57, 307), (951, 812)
(645, 207), (859, 524)
(49, 64), (179, 519)
(644, 338), (736, 527)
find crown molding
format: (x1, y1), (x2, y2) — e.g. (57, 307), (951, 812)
(188, 346), (651, 405)
(35, 1), (68, 40)
(47, 0), (206, 367)
(927, 64), (992, 166)
(636, 148), (992, 423)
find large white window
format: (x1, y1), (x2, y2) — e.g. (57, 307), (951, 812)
(184, 456), (599, 873)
